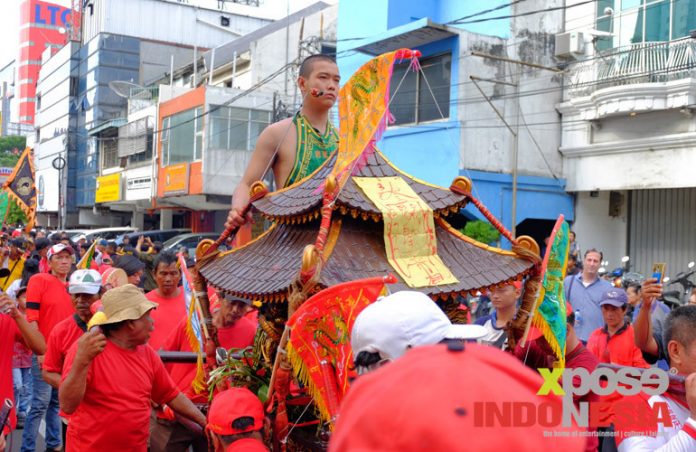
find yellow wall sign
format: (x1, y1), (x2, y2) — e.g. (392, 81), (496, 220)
(163, 163), (189, 195)
(95, 173), (122, 203)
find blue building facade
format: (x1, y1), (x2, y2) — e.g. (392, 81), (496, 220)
(76, 34), (140, 207)
(337, 0), (573, 247)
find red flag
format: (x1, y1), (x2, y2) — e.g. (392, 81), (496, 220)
(286, 275), (396, 424)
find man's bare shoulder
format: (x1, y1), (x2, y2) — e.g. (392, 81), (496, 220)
(264, 117), (294, 136)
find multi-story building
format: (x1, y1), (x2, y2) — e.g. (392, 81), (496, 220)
(18, 0), (78, 126)
(559, 0), (696, 275)
(337, 0), (573, 248)
(34, 41), (79, 227)
(147, 2), (336, 231)
(34, 0), (272, 227)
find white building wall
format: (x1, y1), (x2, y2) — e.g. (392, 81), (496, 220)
(572, 191), (628, 269)
(248, 5), (337, 97)
(82, 0), (271, 50)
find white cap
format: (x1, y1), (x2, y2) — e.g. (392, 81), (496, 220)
(351, 291), (487, 361)
(68, 269), (102, 295)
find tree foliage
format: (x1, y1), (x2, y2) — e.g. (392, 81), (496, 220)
(461, 220), (500, 245)
(6, 198), (27, 225)
(0, 136), (26, 155)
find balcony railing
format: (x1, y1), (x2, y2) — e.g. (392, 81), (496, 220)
(128, 86), (159, 115)
(568, 38), (696, 96)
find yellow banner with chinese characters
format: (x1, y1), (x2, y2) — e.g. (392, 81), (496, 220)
(353, 176), (458, 288)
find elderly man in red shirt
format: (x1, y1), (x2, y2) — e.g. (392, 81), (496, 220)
(60, 284), (206, 451)
(42, 269), (103, 388)
(22, 243), (74, 452)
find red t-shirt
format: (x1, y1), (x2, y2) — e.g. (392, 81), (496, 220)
(1, 314), (21, 433)
(146, 289), (186, 350)
(43, 314), (87, 374)
(25, 273), (72, 341)
(62, 340), (179, 452)
(162, 317), (257, 402)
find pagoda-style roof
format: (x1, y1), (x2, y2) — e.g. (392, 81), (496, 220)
(200, 216), (534, 302)
(253, 149), (468, 223)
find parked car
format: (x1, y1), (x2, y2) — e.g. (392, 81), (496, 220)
(163, 232), (223, 259)
(115, 229), (191, 246)
(55, 227), (137, 244)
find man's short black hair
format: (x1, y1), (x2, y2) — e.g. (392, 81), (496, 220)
(153, 250), (178, 273)
(219, 417), (262, 446)
(299, 54), (336, 78)
(353, 350), (382, 370)
(625, 282), (641, 293)
(664, 305), (696, 350)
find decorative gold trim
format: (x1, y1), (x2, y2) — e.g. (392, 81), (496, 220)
(515, 235), (541, 258)
(450, 176), (472, 195)
(214, 223), (278, 258)
(249, 180), (269, 199)
(195, 239), (215, 261)
(435, 217), (519, 257)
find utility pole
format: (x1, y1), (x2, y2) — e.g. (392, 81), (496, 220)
(470, 52), (562, 238)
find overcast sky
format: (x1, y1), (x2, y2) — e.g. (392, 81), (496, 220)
(0, 0), (335, 68)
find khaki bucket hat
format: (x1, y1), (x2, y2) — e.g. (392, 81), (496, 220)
(88, 284), (158, 329)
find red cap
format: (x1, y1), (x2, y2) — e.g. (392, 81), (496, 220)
(11, 229), (21, 238)
(225, 438), (269, 452)
(207, 388), (264, 436)
(330, 343), (586, 452)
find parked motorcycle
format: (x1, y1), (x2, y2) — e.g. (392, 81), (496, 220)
(661, 261), (695, 307)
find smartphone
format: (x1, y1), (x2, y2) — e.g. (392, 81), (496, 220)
(652, 262), (666, 283)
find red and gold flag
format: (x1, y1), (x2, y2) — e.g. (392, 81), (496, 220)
(286, 275), (396, 425)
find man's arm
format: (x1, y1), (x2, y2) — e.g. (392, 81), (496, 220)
(0, 295), (46, 354)
(59, 330), (106, 414)
(225, 125), (281, 229)
(634, 278), (661, 357)
(166, 393), (207, 429)
(42, 370), (61, 389)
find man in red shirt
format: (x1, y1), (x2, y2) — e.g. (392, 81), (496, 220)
(59, 284), (206, 451)
(146, 251), (186, 350)
(22, 243), (74, 452)
(0, 294), (46, 451)
(206, 388), (268, 452)
(587, 288), (649, 368)
(151, 294), (257, 452)
(42, 269), (103, 388)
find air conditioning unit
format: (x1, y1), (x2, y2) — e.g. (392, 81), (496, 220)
(555, 32), (586, 58)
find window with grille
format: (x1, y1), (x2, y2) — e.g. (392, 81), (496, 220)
(388, 53), (451, 126)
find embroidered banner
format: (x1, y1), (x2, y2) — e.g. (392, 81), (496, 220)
(286, 276), (393, 425)
(354, 176), (458, 288)
(331, 49), (419, 190)
(532, 215), (570, 368)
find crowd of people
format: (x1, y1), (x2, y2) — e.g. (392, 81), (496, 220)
(2, 53), (696, 452)
(0, 226), (261, 451)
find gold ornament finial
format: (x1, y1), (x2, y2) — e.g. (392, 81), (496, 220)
(450, 176), (472, 194)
